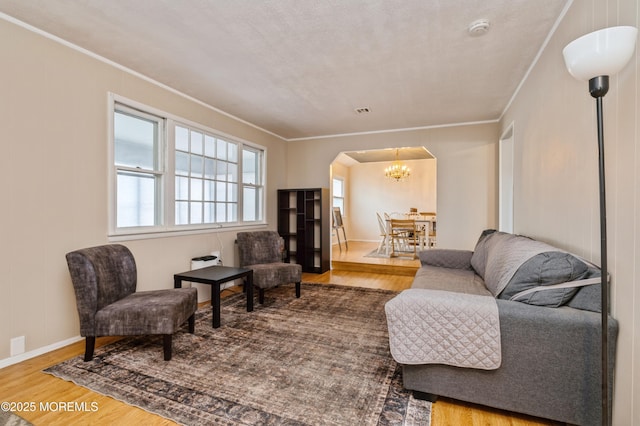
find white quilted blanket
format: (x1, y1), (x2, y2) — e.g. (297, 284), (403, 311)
(385, 289), (501, 370)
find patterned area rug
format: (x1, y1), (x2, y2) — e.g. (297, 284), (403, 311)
(45, 283), (431, 425)
(0, 411), (33, 426)
(364, 249), (417, 260)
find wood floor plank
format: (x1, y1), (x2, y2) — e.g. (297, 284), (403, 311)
(0, 241), (559, 425)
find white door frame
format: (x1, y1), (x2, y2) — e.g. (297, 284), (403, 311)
(499, 123), (514, 233)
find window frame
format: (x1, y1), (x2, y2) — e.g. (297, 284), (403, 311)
(332, 177), (346, 217)
(108, 93), (266, 239)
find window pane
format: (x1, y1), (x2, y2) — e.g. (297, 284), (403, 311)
(216, 160), (227, 180)
(175, 126), (189, 151)
(215, 202), (226, 222)
(190, 178), (203, 201)
(204, 135), (215, 157)
(243, 187), (256, 221)
(228, 203), (237, 222)
(190, 131), (203, 155)
(190, 202), (202, 223)
(175, 176), (189, 200)
(117, 172), (156, 227)
(204, 202), (215, 223)
(242, 149), (258, 184)
(217, 139), (227, 160)
(175, 201), (188, 225)
(228, 142), (238, 163)
(114, 111), (157, 169)
(333, 178), (344, 197)
(216, 181), (227, 202)
(190, 154), (203, 177)
(204, 180), (215, 201)
(204, 158), (215, 178)
(227, 163), (237, 181)
(175, 151), (189, 176)
(227, 183), (237, 202)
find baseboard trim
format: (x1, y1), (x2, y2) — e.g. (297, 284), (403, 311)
(0, 335), (83, 370)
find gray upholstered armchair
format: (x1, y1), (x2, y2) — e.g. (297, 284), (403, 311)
(236, 231), (302, 304)
(65, 244), (198, 361)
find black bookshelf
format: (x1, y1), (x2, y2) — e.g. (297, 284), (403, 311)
(277, 188), (330, 273)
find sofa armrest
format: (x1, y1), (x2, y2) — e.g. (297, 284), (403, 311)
(402, 300), (617, 425)
(418, 249), (474, 270)
(495, 300), (617, 423)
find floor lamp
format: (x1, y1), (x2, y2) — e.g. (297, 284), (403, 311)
(562, 26), (637, 426)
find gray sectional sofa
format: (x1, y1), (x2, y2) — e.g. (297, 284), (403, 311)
(385, 229), (617, 425)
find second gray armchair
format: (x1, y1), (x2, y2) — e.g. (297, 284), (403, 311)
(237, 231), (302, 304)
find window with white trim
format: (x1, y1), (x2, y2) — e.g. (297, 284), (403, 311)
(174, 124), (239, 225)
(110, 96), (265, 236)
(114, 105), (164, 228)
(332, 177), (345, 216)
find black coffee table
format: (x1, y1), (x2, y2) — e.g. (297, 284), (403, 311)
(174, 265), (253, 328)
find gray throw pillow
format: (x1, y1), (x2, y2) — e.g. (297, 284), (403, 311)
(566, 266), (602, 312)
(498, 251), (590, 307)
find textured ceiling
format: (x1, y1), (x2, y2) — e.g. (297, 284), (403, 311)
(0, 0), (569, 140)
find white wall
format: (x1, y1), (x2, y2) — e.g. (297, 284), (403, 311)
(287, 122), (499, 250)
(343, 158), (437, 242)
(500, 1), (639, 423)
(0, 18), (287, 363)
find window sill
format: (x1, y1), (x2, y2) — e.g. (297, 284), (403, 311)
(108, 222), (268, 242)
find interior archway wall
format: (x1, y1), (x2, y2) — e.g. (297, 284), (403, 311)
(286, 122), (499, 250)
(332, 155), (437, 243)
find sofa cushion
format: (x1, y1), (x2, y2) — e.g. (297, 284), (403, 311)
(469, 229), (497, 278)
(472, 231), (574, 298)
(412, 266), (491, 296)
(418, 249), (474, 270)
(497, 252), (591, 307)
(565, 266), (602, 312)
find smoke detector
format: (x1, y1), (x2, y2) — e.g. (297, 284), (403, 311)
(468, 19), (490, 36)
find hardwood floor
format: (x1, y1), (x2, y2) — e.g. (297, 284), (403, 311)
(0, 241), (558, 425)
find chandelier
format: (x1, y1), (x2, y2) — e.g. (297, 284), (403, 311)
(384, 149), (410, 182)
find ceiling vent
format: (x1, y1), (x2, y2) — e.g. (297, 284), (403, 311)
(468, 19), (490, 36)
(354, 107), (371, 114)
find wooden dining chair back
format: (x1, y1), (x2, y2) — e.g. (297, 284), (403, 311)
(376, 212), (390, 255)
(389, 219), (419, 258)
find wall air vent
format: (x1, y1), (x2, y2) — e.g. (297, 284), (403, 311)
(354, 107), (371, 114)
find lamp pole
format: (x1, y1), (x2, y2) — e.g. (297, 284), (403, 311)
(563, 27), (637, 426)
(589, 75), (609, 426)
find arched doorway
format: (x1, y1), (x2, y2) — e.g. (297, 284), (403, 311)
(329, 146), (437, 262)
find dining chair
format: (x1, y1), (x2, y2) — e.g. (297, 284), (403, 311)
(376, 212), (390, 255)
(389, 219), (421, 258)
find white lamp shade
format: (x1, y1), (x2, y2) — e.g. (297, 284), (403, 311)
(563, 26), (637, 81)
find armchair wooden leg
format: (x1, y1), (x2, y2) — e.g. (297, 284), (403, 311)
(84, 336), (95, 362)
(258, 288), (265, 304)
(188, 314), (195, 334)
(163, 335), (172, 361)
(295, 282), (301, 298)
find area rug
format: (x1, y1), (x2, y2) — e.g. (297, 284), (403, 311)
(364, 249), (416, 260)
(45, 283), (431, 425)
(0, 411), (32, 426)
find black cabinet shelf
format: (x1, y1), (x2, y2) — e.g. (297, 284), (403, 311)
(277, 188), (330, 273)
